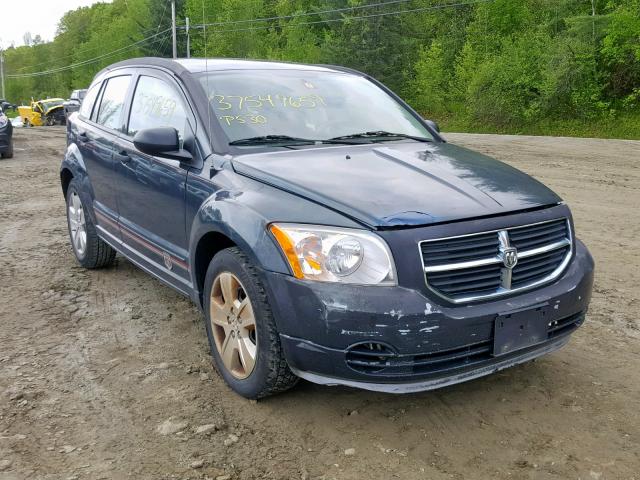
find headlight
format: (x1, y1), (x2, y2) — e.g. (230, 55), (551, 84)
(0, 115), (7, 128)
(269, 223), (396, 285)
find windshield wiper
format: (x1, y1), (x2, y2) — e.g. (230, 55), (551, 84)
(327, 131), (432, 143)
(229, 135), (317, 146)
(229, 135), (370, 147)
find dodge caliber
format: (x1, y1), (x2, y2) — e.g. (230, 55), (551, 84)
(60, 58), (594, 398)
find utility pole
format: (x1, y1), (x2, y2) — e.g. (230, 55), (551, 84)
(185, 17), (190, 58)
(0, 50), (5, 100)
(171, 0), (177, 59)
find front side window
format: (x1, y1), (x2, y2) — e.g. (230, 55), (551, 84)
(79, 83), (101, 118)
(198, 69), (434, 145)
(96, 75), (131, 131)
(127, 75), (189, 143)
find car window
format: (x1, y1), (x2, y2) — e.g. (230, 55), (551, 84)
(95, 75), (132, 131)
(127, 75), (189, 143)
(79, 82), (102, 119)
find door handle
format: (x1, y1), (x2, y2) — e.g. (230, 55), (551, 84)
(116, 150), (131, 164)
(77, 132), (89, 143)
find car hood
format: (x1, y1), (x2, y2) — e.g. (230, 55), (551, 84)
(232, 141), (562, 228)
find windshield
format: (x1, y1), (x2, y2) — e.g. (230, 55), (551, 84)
(42, 100), (63, 109)
(198, 69), (434, 145)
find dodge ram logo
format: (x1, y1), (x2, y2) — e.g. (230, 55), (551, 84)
(502, 247), (518, 269)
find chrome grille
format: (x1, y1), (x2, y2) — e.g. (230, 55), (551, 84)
(420, 218), (572, 303)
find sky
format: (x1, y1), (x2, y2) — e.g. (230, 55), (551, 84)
(0, 0), (113, 49)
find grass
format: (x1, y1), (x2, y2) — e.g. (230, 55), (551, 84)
(437, 112), (640, 140)
(3, 110), (20, 119)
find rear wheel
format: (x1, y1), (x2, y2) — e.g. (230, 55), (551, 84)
(66, 179), (116, 269)
(23, 118), (31, 128)
(203, 247), (298, 398)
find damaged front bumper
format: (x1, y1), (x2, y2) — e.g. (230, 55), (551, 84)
(265, 239), (594, 392)
(286, 335), (570, 393)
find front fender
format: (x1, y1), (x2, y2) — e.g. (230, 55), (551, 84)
(186, 168), (364, 304)
(188, 192), (291, 276)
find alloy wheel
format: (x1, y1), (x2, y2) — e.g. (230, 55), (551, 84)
(68, 192), (87, 257)
(210, 272), (258, 379)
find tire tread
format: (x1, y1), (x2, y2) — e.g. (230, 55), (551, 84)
(209, 247), (298, 398)
(67, 179), (116, 269)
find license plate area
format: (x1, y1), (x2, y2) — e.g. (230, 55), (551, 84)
(493, 305), (549, 356)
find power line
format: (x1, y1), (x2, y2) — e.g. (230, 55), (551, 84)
(189, 0), (417, 29)
(5, 0), (491, 79)
(185, 0), (492, 34)
(12, 24), (163, 73)
(7, 29), (171, 78)
(150, 0), (171, 57)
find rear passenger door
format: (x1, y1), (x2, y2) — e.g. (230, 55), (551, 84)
(112, 70), (197, 292)
(76, 73), (133, 239)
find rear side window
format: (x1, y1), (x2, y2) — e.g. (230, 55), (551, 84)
(79, 83), (101, 118)
(95, 75), (132, 131)
(127, 75), (189, 140)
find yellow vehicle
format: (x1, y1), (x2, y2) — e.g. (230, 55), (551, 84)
(18, 98), (66, 127)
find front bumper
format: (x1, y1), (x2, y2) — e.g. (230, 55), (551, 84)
(288, 335), (570, 393)
(265, 238), (594, 391)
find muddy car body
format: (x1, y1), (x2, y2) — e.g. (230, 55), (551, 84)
(19, 98), (66, 127)
(60, 58), (594, 398)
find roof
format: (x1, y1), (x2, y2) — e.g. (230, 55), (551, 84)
(96, 57), (355, 79)
(174, 58), (342, 73)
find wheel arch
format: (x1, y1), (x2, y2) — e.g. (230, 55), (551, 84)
(192, 230), (238, 308)
(60, 168), (74, 199)
(189, 205), (292, 308)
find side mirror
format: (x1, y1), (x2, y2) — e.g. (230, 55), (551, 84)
(424, 119), (440, 133)
(133, 127), (192, 162)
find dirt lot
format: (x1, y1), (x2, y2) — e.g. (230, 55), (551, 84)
(0, 127), (638, 480)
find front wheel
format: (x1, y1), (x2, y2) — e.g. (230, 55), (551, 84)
(0, 138), (12, 159)
(66, 179), (116, 269)
(203, 247), (298, 399)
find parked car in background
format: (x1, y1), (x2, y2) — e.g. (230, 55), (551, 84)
(61, 58), (594, 399)
(63, 89), (87, 120)
(18, 98), (66, 127)
(0, 107), (14, 158)
(0, 99), (17, 112)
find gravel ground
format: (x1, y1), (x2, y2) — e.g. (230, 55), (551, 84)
(0, 127), (638, 480)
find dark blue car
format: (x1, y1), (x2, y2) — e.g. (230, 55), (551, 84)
(61, 58), (594, 398)
(0, 107), (13, 158)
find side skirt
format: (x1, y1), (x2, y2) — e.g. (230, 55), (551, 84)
(97, 225), (193, 297)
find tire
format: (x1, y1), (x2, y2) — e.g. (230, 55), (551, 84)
(65, 179), (116, 269)
(24, 119), (31, 128)
(203, 247), (298, 399)
(0, 138), (12, 159)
